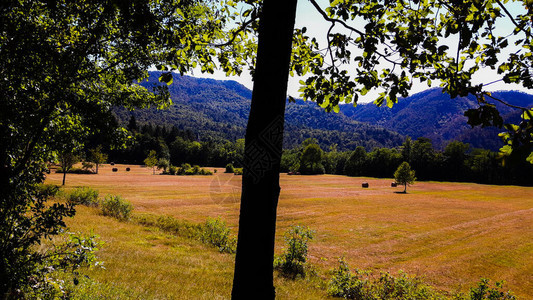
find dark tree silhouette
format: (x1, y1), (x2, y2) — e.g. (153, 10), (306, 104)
(231, 0), (298, 298)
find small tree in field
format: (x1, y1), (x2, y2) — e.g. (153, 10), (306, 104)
(144, 150), (158, 175)
(157, 158), (170, 173)
(394, 162), (416, 193)
(58, 151), (78, 186)
(89, 145), (108, 174)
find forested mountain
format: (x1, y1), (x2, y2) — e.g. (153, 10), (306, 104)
(341, 88), (533, 150)
(114, 72), (533, 152)
(114, 72), (405, 151)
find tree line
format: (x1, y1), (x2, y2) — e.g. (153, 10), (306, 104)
(99, 116), (245, 169)
(281, 137), (533, 186)
(88, 117), (532, 187)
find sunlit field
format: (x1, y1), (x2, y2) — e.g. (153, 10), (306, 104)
(46, 164), (533, 298)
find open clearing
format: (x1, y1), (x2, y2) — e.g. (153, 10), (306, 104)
(46, 164), (533, 298)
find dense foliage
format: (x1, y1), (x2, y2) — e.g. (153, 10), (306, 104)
(0, 0), (251, 297)
(280, 138), (533, 186)
(292, 0), (533, 164)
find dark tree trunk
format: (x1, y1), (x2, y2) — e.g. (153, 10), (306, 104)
(231, 1), (298, 299)
(62, 170), (66, 186)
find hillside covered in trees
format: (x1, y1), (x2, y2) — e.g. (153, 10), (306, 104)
(114, 72), (533, 152)
(343, 88), (533, 150)
(106, 73), (533, 186)
(113, 72), (405, 151)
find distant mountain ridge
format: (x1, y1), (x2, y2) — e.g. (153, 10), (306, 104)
(114, 72), (405, 151)
(114, 72), (533, 151)
(341, 88), (533, 150)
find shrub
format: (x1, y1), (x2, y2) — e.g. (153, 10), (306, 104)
(274, 225), (314, 278)
(100, 195), (133, 221)
(200, 217), (236, 253)
(374, 271), (439, 299)
(178, 163), (212, 175)
(37, 184), (60, 198)
(112, 168), (118, 172)
(20, 232), (102, 299)
(177, 163), (192, 175)
(199, 168), (213, 175)
(466, 279), (516, 300)
(66, 187), (99, 207)
(327, 258), (371, 299)
(233, 167), (243, 175)
(168, 165), (177, 175)
(126, 167), (131, 172)
(134, 214), (201, 239)
(327, 259), (442, 300)
(225, 163), (235, 173)
(157, 158), (170, 173)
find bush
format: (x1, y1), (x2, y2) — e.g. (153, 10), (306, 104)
(274, 225), (314, 278)
(100, 195), (133, 221)
(466, 279), (516, 300)
(66, 187), (99, 207)
(134, 214), (235, 253)
(199, 168), (213, 175)
(134, 214), (201, 239)
(327, 259), (442, 300)
(177, 163), (192, 175)
(374, 271), (439, 299)
(19, 232), (102, 299)
(327, 258), (371, 299)
(200, 217), (236, 253)
(178, 163), (212, 175)
(233, 167), (243, 175)
(225, 163), (235, 173)
(168, 165), (177, 175)
(112, 168), (118, 172)
(126, 167), (131, 172)
(37, 184), (61, 198)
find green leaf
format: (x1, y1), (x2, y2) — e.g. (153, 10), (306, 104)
(527, 152), (533, 164)
(522, 109), (533, 120)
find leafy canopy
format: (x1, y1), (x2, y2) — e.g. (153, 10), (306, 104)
(0, 0), (253, 297)
(286, 0), (533, 161)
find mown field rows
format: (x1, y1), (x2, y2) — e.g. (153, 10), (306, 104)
(46, 164), (533, 298)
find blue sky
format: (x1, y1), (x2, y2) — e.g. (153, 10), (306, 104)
(193, 0), (531, 103)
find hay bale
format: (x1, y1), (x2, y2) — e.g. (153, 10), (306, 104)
(126, 167), (131, 172)
(110, 162), (115, 166)
(391, 182), (397, 187)
(362, 182), (369, 188)
(112, 168), (118, 172)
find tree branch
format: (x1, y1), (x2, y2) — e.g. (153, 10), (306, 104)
(494, 0), (531, 39)
(308, 0), (364, 36)
(485, 92), (532, 111)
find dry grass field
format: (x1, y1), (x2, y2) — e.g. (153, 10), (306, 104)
(46, 164), (533, 298)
